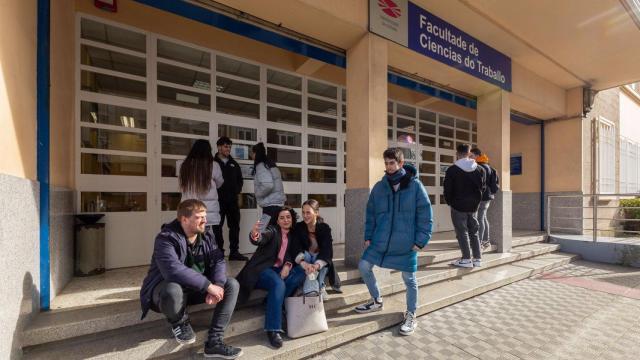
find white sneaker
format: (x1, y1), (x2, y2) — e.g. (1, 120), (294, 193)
(451, 258), (473, 268)
(399, 311), (417, 335)
(354, 298), (383, 313)
(473, 258), (482, 267)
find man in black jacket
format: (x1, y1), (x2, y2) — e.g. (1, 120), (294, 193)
(139, 199), (242, 359)
(471, 147), (500, 249)
(444, 143), (486, 268)
(214, 136), (248, 261)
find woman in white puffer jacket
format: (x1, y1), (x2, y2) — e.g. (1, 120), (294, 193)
(178, 139), (225, 252)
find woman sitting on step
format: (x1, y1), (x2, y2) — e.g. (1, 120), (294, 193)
(236, 206), (306, 349)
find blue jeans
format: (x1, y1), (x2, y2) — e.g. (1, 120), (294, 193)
(254, 265), (306, 332)
(358, 259), (418, 313)
(302, 251), (329, 289)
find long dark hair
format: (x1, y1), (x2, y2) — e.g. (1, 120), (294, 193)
(303, 199), (324, 223)
(252, 142), (276, 175)
(179, 139), (214, 196)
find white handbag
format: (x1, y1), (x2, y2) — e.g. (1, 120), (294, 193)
(284, 295), (329, 338)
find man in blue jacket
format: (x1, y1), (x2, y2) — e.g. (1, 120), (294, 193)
(353, 148), (433, 336)
(140, 199), (242, 359)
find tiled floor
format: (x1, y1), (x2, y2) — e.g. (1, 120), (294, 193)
(314, 260), (640, 360)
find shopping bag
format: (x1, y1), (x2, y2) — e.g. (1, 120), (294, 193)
(284, 295), (328, 338)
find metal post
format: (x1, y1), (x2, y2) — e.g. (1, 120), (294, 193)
(546, 195), (551, 238)
(593, 194), (598, 242)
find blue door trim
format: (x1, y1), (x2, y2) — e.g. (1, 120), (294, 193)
(37, 0), (51, 311)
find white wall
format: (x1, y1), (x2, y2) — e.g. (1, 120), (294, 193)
(620, 91), (640, 143)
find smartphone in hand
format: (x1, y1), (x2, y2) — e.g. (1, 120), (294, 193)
(258, 213), (271, 232)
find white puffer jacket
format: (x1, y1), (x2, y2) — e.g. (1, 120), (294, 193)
(178, 161), (224, 225)
(254, 163), (286, 208)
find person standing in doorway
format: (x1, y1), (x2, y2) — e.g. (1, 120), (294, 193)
(215, 136), (248, 261)
(251, 142), (286, 224)
(471, 147), (500, 250)
(444, 143), (486, 268)
(353, 148), (433, 336)
(178, 139), (225, 253)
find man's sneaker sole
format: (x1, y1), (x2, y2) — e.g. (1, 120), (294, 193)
(451, 262), (473, 268)
(399, 327), (415, 336)
(204, 349), (244, 359)
(175, 337), (196, 345)
(354, 306), (383, 314)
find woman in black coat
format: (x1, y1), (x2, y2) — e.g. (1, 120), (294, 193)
(291, 199), (341, 297)
(235, 206), (305, 349)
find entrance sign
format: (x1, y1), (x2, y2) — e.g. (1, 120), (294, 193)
(370, 0), (512, 91)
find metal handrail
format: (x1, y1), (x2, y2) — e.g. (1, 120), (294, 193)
(547, 193), (640, 242)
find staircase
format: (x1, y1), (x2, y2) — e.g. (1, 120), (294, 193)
(21, 233), (578, 359)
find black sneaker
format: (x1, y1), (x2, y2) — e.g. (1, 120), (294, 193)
(266, 331), (283, 349)
(171, 319), (196, 345)
(229, 252), (249, 261)
(204, 341), (243, 359)
(354, 297), (383, 313)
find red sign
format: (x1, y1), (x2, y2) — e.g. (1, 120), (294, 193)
(378, 0), (402, 18)
(95, 0), (117, 12)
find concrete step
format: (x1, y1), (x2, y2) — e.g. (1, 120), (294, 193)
(22, 249), (576, 360)
(22, 242), (558, 357)
(21, 238), (546, 348)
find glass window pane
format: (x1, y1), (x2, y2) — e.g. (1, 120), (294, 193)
(308, 194), (337, 207)
(267, 148), (301, 164)
(267, 106), (301, 126)
(280, 166), (302, 182)
(81, 44), (146, 77)
(388, 128), (393, 140)
(218, 124), (257, 142)
(285, 194), (302, 208)
(440, 194), (447, 205)
(419, 110), (436, 123)
(217, 76), (259, 100)
(308, 97), (337, 116)
(81, 18), (145, 53)
(267, 88), (301, 108)
(308, 80), (337, 99)
(456, 130), (470, 141)
(267, 129), (301, 147)
(216, 97), (259, 119)
(421, 150), (435, 162)
(308, 135), (337, 151)
(161, 193), (181, 211)
(81, 153), (147, 176)
(472, 122), (477, 132)
(419, 122), (436, 135)
(420, 163), (435, 174)
(158, 85), (210, 110)
(161, 116), (208, 136)
(81, 127), (146, 152)
(157, 39), (210, 69)
(440, 115), (455, 127)
(308, 169), (337, 183)
(387, 101), (393, 113)
(420, 175), (435, 187)
(162, 136), (199, 156)
(308, 114), (336, 131)
(397, 131), (416, 144)
(81, 192), (147, 212)
(419, 135), (435, 147)
(397, 104), (416, 118)
(158, 62), (210, 90)
(238, 193), (257, 209)
(162, 158), (178, 177)
(216, 55), (259, 81)
(429, 194), (436, 204)
(267, 69), (302, 90)
(439, 126), (454, 138)
(439, 138), (454, 150)
(341, 88), (346, 101)
(440, 176), (445, 186)
(341, 104), (346, 118)
(440, 154), (454, 164)
(397, 117), (416, 131)
(440, 164), (450, 175)
(472, 133), (477, 143)
(388, 115), (393, 127)
(81, 70), (146, 100)
(81, 101), (147, 129)
(231, 144), (252, 161)
(308, 152), (337, 167)
(456, 119), (470, 130)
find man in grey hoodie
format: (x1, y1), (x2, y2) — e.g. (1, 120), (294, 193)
(443, 143), (486, 268)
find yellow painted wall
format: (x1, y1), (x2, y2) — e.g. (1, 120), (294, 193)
(510, 122), (541, 193)
(51, 0), (76, 188)
(0, 0), (37, 180)
(545, 118), (583, 192)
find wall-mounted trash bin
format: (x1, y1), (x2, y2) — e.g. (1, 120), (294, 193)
(74, 214), (105, 276)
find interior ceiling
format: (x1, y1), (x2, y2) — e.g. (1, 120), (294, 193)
(210, 0), (640, 93)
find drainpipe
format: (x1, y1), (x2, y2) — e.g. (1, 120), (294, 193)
(540, 122), (545, 232)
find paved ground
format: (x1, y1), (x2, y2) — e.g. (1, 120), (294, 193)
(313, 260), (640, 360)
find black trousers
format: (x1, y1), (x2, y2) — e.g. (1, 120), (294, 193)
(219, 203), (241, 253)
(261, 205), (282, 226)
(151, 278), (240, 342)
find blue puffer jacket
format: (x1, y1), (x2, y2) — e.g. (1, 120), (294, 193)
(362, 164), (433, 273)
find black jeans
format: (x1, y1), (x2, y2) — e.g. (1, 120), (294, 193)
(451, 208), (481, 260)
(220, 204), (241, 253)
(151, 277), (240, 342)
(209, 225), (225, 254)
(261, 205), (282, 226)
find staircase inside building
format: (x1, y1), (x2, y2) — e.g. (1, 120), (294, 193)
(21, 232), (578, 359)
